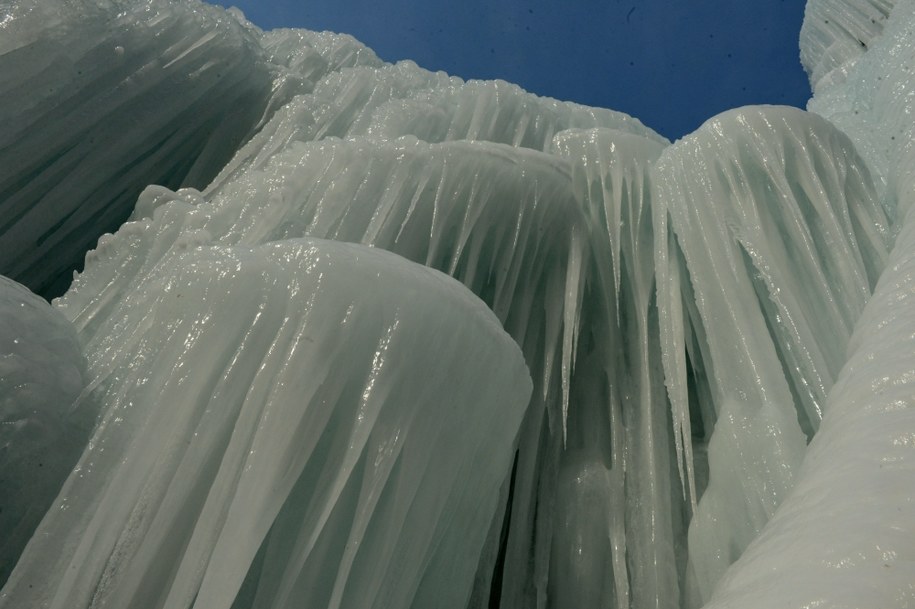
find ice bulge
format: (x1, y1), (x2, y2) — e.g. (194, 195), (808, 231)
(0, 0), (914, 607)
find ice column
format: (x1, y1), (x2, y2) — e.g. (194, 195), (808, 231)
(652, 105), (889, 605)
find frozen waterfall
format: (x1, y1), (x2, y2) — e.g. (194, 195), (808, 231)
(1, 0), (914, 607)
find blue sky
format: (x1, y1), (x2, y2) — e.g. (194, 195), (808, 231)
(211, 0), (812, 140)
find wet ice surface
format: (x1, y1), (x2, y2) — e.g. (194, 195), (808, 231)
(3, 239), (531, 609)
(1, 0), (915, 607)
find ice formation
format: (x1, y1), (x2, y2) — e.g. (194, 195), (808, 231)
(1, 0), (914, 607)
(0, 277), (90, 585)
(2, 239), (532, 609)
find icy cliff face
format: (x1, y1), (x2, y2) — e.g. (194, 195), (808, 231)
(0, 0), (382, 298)
(698, 1), (915, 605)
(1, 0), (914, 608)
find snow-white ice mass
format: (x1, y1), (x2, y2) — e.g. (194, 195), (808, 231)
(0, 0), (913, 607)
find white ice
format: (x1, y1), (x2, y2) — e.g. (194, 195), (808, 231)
(1, 0), (914, 607)
(1, 239), (531, 609)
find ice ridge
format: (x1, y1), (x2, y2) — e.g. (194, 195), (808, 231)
(0, 0), (914, 607)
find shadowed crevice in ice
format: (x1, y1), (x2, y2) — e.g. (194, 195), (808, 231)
(652, 106), (890, 605)
(0, 0), (384, 298)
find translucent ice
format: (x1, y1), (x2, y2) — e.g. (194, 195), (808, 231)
(0, 276), (89, 586)
(1, 239), (531, 609)
(653, 105), (890, 604)
(699, 170), (915, 609)
(0, 0), (379, 297)
(2, 0), (915, 607)
(59, 135), (589, 609)
(551, 128), (679, 609)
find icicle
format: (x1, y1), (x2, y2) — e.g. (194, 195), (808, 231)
(553, 127), (680, 608)
(652, 105), (889, 602)
(653, 199), (697, 510)
(560, 224), (585, 443)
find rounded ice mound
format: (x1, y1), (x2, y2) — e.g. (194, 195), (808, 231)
(0, 275), (89, 586)
(0, 238), (532, 609)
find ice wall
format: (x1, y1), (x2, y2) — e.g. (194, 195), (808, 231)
(652, 105), (890, 605)
(62, 135), (591, 609)
(800, 0), (896, 92)
(807, 0), (915, 223)
(1, 239), (532, 609)
(1, 0), (914, 607)
(690, 0), (915, 605)
(0, 0), (381, 297)
(697, 185), (915, 608)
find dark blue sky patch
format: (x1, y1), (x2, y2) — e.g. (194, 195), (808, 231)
(212, 0), (811, 140)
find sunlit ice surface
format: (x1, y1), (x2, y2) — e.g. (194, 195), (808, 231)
(0, 0), (914, 607)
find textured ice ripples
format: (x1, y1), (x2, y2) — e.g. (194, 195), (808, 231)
(1, 0), (915, 607)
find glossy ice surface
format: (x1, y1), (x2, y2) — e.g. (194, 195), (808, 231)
(1, 0), (913, 607)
